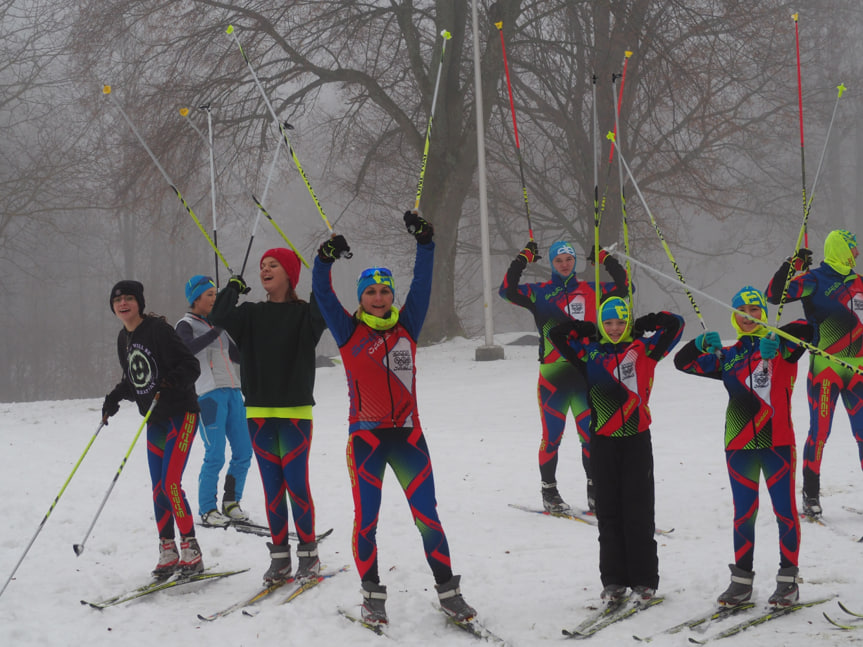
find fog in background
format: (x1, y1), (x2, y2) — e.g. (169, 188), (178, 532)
(2, 0), (863, 402)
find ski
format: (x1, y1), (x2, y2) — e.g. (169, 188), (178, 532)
(241, 565), (350, 616)
(197, 580), (290, 621)
(801, 512), (861, 542)
(338, 607), (388, 636)
(82, 567), (249, 609)
(839, 601), (863, 618)
(823, 601), (863, 630)
(508, 503), (674, 535)
(198, 519), (334, 542)
(440, 609), (512, 645)
(633, 603), (755, 641)
(564, 596), (664, 639)
(687, 597), (834, 644)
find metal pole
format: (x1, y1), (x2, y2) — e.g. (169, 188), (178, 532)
(473, 0), (503, 361)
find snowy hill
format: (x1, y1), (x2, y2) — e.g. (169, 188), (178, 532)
(1, 334), (861, 646)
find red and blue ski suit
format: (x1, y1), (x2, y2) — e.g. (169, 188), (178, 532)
(674, 321), (811, 571)
(766, 260), (863, 497)
(499, 255), (629, 489)
(312, 241), (456, 586)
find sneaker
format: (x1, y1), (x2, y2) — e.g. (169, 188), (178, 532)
(541, 481), (573, 514)
(717, 564), (754, 607)
(768, 566), (800, 607)
(178, 536), (204, 575)
(152, 538), (179, 579)
(263, 542), (292, 584)
(601, 584), (627, 603)
(294, 541), (321, 581)
(436, 575), (477, 622)
(201, 509), (231, 528)
(632, 585), (656, 601)
(222, 500), (249, 522)
(361, 580), (388, 625)
(586, 478), (596, 513)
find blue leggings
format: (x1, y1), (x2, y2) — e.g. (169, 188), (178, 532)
(197, 388), (252, 515)
(248, 417), (315, 545)
(726, 446), (799, 571)
(347, 426), (452, 585)
(147, 412), (197, 539)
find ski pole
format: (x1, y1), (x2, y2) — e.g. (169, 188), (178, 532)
(0, 419), (107, 599)
(610, 64), (634, 312)
(606, 246), (863, 377)
(178, 108), (308, 271)
(73, 393), (160, 556)
(773, 82), (847, 325)
(793, 13), (808, 248)
(201, 104), (220, 287)
(596, 51), (632, 230)
(414, 29), (451, 212)
(494, 19), (534, 241)
(225, 25), (341, 241)
(607, 132), (709, 330)
(592, 72), (601, 318)
(102, 86), (234, 274)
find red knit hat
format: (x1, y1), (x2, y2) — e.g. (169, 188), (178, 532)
(261, 248), (301, 289)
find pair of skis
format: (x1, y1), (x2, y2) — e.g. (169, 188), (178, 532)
(81, 566), (248, 609)
(563, 594), (664, 639)
(823, 600), (863, 630)
(508, 503), (675, 535)
(199, 564), (349, 620)
(338, 605), (511, 645)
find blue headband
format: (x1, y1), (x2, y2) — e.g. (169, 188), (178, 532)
(185, 275), (215, 306)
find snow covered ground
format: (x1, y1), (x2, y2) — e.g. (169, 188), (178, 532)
(1, 333), (862, 646)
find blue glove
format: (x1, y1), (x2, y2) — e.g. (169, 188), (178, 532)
(696, 331), (722, 353)
(760, 334), (779, 360)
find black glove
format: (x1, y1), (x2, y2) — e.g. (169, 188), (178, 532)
(516, 240), (540, 267)
(587, 245), (609, 266)
(227, 275), (250, 295)
(318, 235), (351, 262)
(788, 248), (812, 273)
(404, 210), (434, 245)
(632, 313), (660, 337)
(102, 393), (120, 423)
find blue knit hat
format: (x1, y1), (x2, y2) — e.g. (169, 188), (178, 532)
(357, 267), (395, 302)
(185, 275), (216, 306)
(600, 296), (630, 323)
(731, 286), (767, 313)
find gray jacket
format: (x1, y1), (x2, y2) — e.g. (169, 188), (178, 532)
(176, 312), (241, 396)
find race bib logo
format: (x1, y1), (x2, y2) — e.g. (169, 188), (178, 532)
(566, 295), (586, 319)
(391, 349), (412, 372)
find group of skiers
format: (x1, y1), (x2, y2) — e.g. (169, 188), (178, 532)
(102, 210), (475, 627)
(102, 217), (863, 624)
(499, 228), (863, 610)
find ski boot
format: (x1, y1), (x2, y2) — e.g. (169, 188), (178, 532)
(768, 566), (800, 607)
(801, 468), (822, 519)
(601, 584), (627, 603)
(222, 475), (250, 521)
(541, 481), (572, 514)
(201, 509), (232, 528)
(436, 574), (477, 622)
(361, 580), (388, 625)
(717, 564), (754, 607)
(586, 478), (596, 513)
(152, 538), (179, 579)
(178, 536), (204, 575)
(294, 541), (321, 581)
(263, 542), (292, 584)
(632, 585), (656, 602)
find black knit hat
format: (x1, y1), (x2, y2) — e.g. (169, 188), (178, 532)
(109, 280), (145, 314)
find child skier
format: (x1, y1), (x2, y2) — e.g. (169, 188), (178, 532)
(674, 286), (812, 607)
(176, 275), (253, 528)
(549, 296), (682, 602)
(102, 280), (204, 578)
